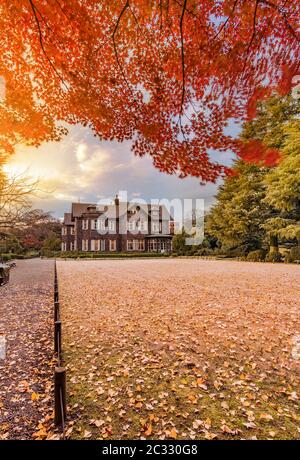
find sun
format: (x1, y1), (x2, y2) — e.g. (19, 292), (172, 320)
(2, 163), (29, 178)
(2, 159), (51, 182)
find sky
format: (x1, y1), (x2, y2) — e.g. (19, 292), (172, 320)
(3, 123), (239, 219)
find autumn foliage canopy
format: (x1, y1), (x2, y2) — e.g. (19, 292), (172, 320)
(0, 0), (299, 181)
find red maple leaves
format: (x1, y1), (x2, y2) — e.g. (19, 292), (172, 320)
(0, 1), (299, 180)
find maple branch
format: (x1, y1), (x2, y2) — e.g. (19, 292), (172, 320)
(159, 0), (163, 30)
(128, 3), (140, 28)
(52, 0), (72, 22)
(211, 0), (240, 41)
(261, 0), (300, 42)
(173, 0), (202, 24)
(242, 0), (259, 74)
(28, 0), (68, 90)
(179, 0), (187, 115)
(112, 1), (133, 97)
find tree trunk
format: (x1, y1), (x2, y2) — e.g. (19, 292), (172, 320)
(269, 234), (279, 253)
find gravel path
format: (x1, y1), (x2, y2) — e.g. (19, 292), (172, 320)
(0, 259), (54, 440)
(58, 259), (300, 440)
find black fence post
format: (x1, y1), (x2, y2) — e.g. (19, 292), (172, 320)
(54, 301), (60, 322)
(53, 260), (67, 430)
(54, 320), (62, 354)
(54, 366), (67, 426)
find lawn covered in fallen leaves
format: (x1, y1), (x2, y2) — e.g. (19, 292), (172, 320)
(58, 259), (300, 440)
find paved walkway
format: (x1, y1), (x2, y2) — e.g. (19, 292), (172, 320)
(0, 259), (54, 439)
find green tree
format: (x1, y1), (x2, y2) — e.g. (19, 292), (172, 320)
(207, 93), (300, 257)
(0, 234), (22, 254)
(241, 94), (300, 150)
(42, 234), (61, 252)
(172, 229), (191, 255)
(206, 161), (272, 255)
(263, 120), (300, 248)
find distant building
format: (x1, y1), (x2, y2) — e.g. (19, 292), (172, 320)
(61, 196), (173, 253)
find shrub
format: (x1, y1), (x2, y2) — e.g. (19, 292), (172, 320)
(284, 246), (300, 263)
(247, 249), (267, 262)
(265, 252), (283, 263)
(0, 253), (12, 261)
(289, 245), (300, 262)
(56, 251), (170, 259)
(194, 247), (213, 256)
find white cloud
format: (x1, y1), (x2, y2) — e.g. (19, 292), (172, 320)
(3, 124), (229, 217)
(76, 143), (88, 163)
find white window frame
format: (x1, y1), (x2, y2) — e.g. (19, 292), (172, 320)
(151, 222), (159, 233)
(108, 220), (115, 232)
(137, 239), (145, 251)
(82, 219), (89, 230)
(127, 239), (134, 251)
(109, 239), (116, 251)
(100, 240), (106, 251)
(98, 218), (106, 231)
(127, 221), (135, 232)
(70, 226), (75, 235)
(82, 239), (89, 251)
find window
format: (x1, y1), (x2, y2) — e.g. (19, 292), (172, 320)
(108, 220), (115, 232)
(136, 239), (145, 251)
(137, 220), (147, 232)
(61, 242), (67, 251)
(159, 240), (166, 251)
(70, 226), (75, 235)
(61, 227), (67, 236)
(127, 239), (134, 251)
(100, 240), (106, 251)
(151, 222), (159, 233)
(91, 239), (102, 251)
(149, 239), (157, 252)
(98, 218), (106, 231)
(70, 242), (74, 251)
(109, 240), (116, 251)
(92, 219), (98, 230)
(127, 221), (135, 232)
(82, 239), (89, 251)
(82, 219), (89, 230)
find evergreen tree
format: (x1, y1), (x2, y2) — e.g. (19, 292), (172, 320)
(206, 161), (272, 254)
(207, 93), (300, 257)
(263, 120), (300, 247)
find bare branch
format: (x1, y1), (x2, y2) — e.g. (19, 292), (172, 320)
(0, 170), (40, 230)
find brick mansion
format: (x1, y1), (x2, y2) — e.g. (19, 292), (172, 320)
(61, 196), (173, 253)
